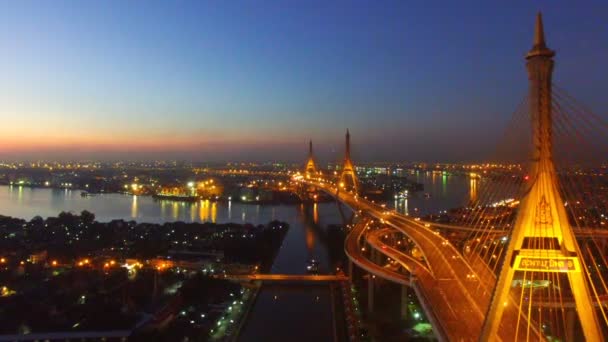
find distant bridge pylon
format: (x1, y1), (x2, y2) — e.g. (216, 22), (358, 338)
(339, 129), (359, 193)
(305, 139), (318, 178)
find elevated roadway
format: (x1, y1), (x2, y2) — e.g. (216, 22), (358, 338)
(344, 218), (411, 286)
(216, 274), (348, 282)
(418, 219), (608, 239)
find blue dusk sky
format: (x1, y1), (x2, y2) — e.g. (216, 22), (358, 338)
(0, 1), (606, 162)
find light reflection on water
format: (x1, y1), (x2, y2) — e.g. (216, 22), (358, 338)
(470, 177), (478, 204)
(391, 171), (473, 216)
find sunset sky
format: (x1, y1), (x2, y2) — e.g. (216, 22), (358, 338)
(1, 1), (607, 162)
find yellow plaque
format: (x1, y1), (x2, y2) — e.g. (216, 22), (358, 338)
(514, 255), (580, 272)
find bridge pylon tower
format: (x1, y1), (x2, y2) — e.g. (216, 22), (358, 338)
(339, 129), (359, 193)
(305, 140), (318, 178)
(480, 13), (604, 341)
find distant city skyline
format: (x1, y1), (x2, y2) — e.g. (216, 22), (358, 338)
(1, 1), (607, 162)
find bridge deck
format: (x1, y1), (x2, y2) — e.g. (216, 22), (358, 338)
(216, 274), (348, 282)
(344, 218), (411, 286)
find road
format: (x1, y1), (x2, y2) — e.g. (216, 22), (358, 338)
(365, 228), (431, 275)
(216, 274), (348, 282)
(344, 218), (411, 286)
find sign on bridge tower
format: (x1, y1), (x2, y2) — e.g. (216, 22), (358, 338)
(339, 129), (359, 193)
(480, 13), (604, 341)
(305, 140), (317, 178)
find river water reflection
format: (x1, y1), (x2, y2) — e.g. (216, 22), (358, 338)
(391, 171), (478, 216)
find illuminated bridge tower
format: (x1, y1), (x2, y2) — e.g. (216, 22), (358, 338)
(480, 13), (603, 341)
(339, 129), (359, 193)
(305, 140), (317, 178)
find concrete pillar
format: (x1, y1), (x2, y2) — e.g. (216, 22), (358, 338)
(367, 275), (375, 313)
(371, 249), (382, 265)
(369, 248), (376, 264)
(565, 308), (577, 342)
(401, 285), (409, 320)
(377, 252), (384, 265)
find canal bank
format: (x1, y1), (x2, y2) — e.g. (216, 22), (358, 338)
(228, 282), (262, 342)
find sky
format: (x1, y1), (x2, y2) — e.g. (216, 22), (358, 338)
(0, 1), (606, 163)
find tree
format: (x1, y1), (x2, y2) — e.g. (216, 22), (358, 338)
(31, 216), (44, 226)
(80, 210), (95, 225)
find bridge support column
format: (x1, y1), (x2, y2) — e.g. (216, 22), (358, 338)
(367, 275), (375, 313)
(566, 308), (577, 342)
(401, 285), (409, 320)
(371, 248), (382, 265)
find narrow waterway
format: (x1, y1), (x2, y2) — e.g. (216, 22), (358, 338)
(238, 284), (334, 342)
(237, 202), (341, 342)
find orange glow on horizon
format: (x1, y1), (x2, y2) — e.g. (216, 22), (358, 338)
(0, 131), (303, 154)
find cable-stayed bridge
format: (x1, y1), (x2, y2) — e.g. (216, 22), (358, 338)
(294, 13), (608, 341)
